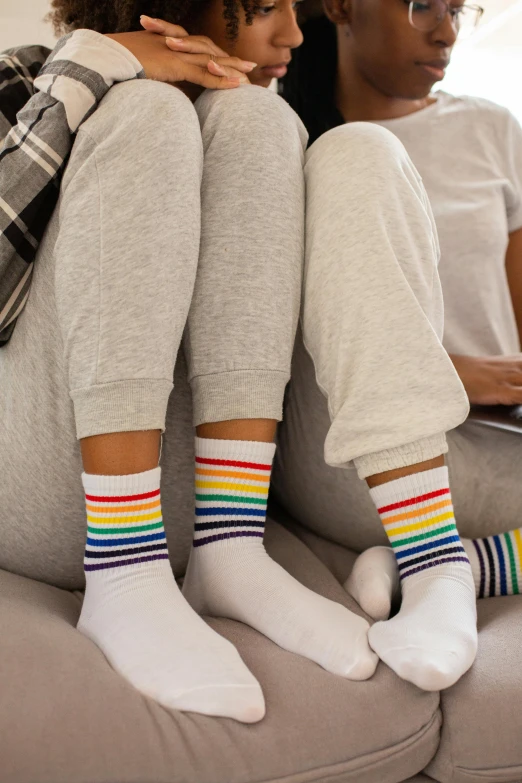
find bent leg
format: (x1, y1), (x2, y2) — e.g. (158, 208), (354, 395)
(55, 80), (263, 721)
(183, 87), (377, 680)
(299, 123), (475, 690)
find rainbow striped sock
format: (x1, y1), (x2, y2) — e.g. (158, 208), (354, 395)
(193, 438), (272, 549)
(467, 531), (522, 598)
(183, 437), (379, 680)
(370, 467), (470, 581)
(367, 466), (477, 692)
(77, 467), (266, 722)
(83, 469), (169, 572)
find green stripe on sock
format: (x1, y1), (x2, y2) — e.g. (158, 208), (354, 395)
(391, 522), (458, 550)
(195, 493), (267, 505)
(504, 532), (519, 595)
(87, 521), (164, 535)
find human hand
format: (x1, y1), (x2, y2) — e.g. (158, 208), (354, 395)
(107, 18), (254, 91)
(451, 354), (522, 406)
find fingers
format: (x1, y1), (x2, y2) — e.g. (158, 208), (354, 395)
(140, 16), (188, 38)
(167, 37), (255, 73)
(173, 52), (251, 82)
(503, 386), (522, 405)
(166, 35), (223, 58)
(207, 60), (250, 84)
(181, 62), (242, 90)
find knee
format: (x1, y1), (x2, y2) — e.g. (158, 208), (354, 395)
(101, 80), (201, 150)
(195, 84), (308, 154)
(305, 122), (415, 186)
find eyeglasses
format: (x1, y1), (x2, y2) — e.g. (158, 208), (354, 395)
(407, 0), (484, 37)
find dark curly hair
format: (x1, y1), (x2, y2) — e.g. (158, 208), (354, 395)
(50, 0), (259, 40)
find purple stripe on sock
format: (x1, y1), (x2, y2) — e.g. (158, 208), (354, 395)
(193, 531), (264, 547)
(84, 553), (169, 572)
(473, 538), (486, 599)
(400, 556), (470, 580)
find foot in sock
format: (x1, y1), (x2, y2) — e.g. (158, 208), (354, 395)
(345, 546), (400, 621)
(346, 528), (522, 614)
(182, 437), (378, 680)
(78, 467), (265, 722)
(365, 467), (478, 691)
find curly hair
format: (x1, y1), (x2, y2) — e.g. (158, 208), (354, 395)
(50, 0), (258, 40)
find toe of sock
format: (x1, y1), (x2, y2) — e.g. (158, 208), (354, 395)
(172, 683), (266, 723)
(394, 649), (474, 691)
(337, 622), (379, 680)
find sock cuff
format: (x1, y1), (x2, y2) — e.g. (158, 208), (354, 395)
(369, 465), (449, 510)
(194, 437), (276, 467)
(82, 467), (161, 496)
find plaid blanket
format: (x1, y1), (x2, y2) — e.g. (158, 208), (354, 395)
(0, 31), (144, 345)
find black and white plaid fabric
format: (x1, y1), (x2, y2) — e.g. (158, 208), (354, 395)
(0, 32), (144, 345)
(0, 45), (58, 346)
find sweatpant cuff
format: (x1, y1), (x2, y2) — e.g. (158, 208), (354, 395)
(71, 379), (173, 439)
(190, 369), (289, 426)
(353, 433), (448, 480)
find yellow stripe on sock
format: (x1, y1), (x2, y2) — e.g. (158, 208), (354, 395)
(514, 529), (522, 570)
(85, 499), (161, 514)
(196, 468), (270, 483)
(86, 510), (163, 525)
(195, 481), (269, 495)
(382, 499), (453, 525)
(385, 511), (455, 538)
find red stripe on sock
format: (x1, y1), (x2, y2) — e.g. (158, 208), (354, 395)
(85, 488), (161, 503)
(378, 488), (450, 515)
(195, 457), (272, 471)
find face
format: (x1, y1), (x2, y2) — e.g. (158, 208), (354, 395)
(196, 0), (304, 86)
(331, 0), (459, 99)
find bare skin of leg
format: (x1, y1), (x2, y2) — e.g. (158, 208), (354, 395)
(366, 455), (444, 488)
(80, 420), (276, 476)
(197, 419), (276, 443)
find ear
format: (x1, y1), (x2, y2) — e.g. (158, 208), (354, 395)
(323, 0), (352, 25)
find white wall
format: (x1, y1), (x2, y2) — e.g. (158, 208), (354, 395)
(1, 0), (56, 51)
(439, 0), (522, 122)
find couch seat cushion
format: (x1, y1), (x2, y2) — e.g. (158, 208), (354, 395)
(1, 519), (440, 783)
(426, 595), (522, 783)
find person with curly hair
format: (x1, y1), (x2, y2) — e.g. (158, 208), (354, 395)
(1, 0), (475, 716)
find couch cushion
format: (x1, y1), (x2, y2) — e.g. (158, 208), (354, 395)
(1, 518), (440, 783)
(426, 595), (522, 783)
(404, 778), (436, 782)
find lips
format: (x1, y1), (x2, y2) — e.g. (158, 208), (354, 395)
(417, 59), (449, 80)
(260, 60), (291, 76)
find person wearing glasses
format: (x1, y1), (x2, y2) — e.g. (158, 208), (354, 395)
(272, 0), (522, 629)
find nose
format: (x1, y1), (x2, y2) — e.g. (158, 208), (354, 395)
(273, 4), (304, 49)
(431, 8), (458, 47)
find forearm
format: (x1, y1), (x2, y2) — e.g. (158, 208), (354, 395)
(506, 228), (522, 349)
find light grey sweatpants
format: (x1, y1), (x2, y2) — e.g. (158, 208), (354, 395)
(273, 124), (519, 551)
(0, 84), (470, 591)
(0, 81), (307, 589)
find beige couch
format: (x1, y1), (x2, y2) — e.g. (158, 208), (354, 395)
(2, 414), (521, 783)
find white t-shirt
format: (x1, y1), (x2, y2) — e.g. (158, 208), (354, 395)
(374, 91), (522, 357)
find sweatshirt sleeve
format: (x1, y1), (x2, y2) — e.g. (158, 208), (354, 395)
(0, 30), (145, 345)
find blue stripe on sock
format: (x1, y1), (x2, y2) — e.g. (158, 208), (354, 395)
(394, 534), (462, 560)
(195, 507), (266, 517)
(493, 534), (508, 596)
(86, 532), (166, 547)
